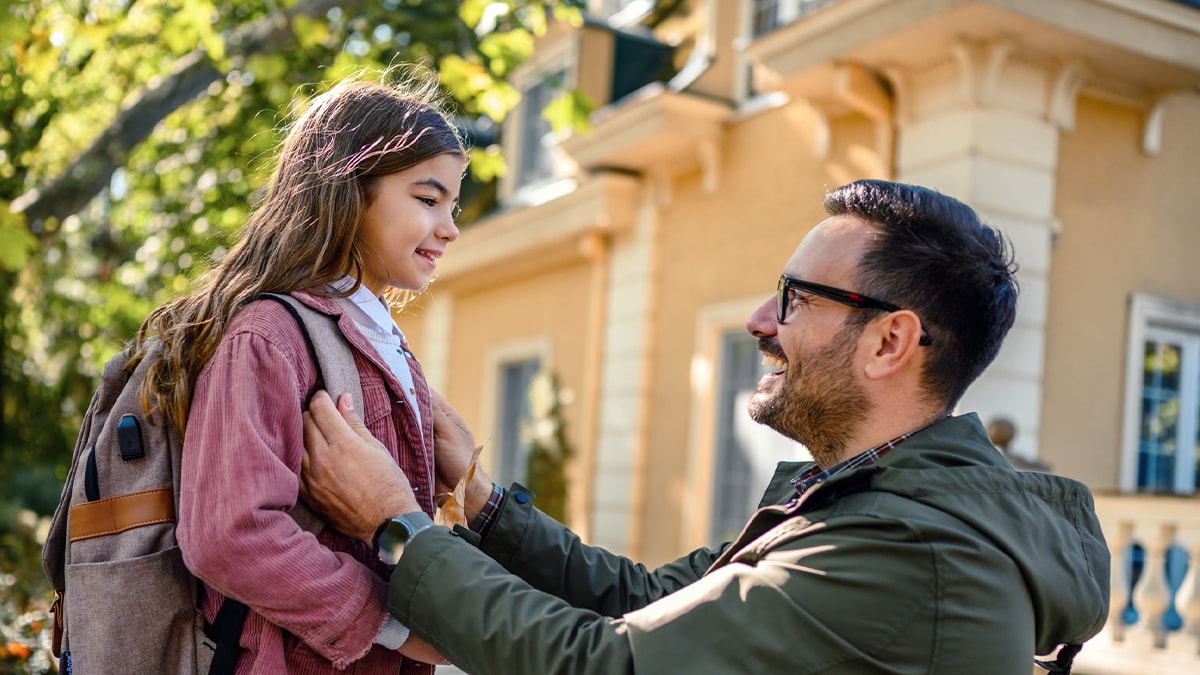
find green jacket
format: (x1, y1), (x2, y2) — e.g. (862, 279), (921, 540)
(388, 414), (1110, 674)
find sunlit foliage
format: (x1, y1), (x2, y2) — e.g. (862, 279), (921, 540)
(0, 1), (584, 669)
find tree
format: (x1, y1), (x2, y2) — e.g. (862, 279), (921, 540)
(1, 0), (583, 506)
(0, 1), (582, 669)
(523, 369), (573, 524)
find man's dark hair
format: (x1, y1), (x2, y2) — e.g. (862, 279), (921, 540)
(824, 179), (1018, 410)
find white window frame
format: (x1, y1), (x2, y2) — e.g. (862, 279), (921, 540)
(480, 339), (553, 484)
(1120, 293), (1200, 494)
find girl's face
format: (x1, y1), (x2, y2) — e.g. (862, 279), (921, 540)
(357, 153), (464, 295)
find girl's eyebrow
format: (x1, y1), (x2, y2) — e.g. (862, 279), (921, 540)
(414, 178), (449, 196)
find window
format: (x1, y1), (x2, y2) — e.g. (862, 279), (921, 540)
(516, 69), (566, 188)
(751, 0), (840, 37)
(1121, 294), (1200, 494)
(709, 330), (801, 544)
(601, 0), (640, 17)
(496, 358), (543, 486)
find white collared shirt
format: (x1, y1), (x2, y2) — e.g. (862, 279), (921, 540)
(326, 277), (423, 651)
(327, 276), (423, 432)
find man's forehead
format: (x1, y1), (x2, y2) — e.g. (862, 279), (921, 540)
(783, 215), (875, 281)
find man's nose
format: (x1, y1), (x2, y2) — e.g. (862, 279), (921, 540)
(747, 296), (778, 338)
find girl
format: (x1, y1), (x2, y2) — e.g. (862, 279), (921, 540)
(136, 74), (463, 673)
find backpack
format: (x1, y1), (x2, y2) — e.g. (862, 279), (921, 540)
(42, 294), (364, 675)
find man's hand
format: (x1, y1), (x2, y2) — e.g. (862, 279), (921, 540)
(431, 389), (495, 522)
(301, 391), (419, 545)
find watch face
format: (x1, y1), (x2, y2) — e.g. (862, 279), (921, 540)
(377, 512), (435, 565)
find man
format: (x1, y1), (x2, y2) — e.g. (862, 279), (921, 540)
(301, 180), (1109, 674)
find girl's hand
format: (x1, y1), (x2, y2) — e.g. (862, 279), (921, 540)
(431, 389), (495, 522)
(431, 389), (481, 494)
(398, 634), (451, 665)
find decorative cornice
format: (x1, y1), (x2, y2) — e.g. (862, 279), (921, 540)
(437, 173), (641, 286)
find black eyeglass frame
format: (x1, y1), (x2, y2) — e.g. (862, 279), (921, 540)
(776, 274), (932, 346)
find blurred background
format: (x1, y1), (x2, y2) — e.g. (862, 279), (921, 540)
(0, 0), (589, 670)
(4, 1), (1200, 673)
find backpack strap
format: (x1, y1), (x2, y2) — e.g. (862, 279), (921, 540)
(255, 293), (365, 414)
(1035, 642), (1083, 674)
(197, 293), (363, 674)
(204, 598), (250, 675)
(256, 292), (364, 535)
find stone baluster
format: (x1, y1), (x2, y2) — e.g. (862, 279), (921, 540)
(1181, 540), (1200, 655)
(1110, 520), (1134, 643)
(1135, 523), (1176, 649)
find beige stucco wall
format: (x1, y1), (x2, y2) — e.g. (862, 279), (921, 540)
(398, 259), (595, 502)
(577, 27), (614, 107)
(635, 108), (882, 564)
(1042, 93), (1200, 489)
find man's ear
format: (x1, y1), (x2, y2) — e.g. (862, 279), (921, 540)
(863, 310), (924, 380)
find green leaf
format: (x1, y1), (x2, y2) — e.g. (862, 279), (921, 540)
(526, 6), (547, 36)
(0, 2), (29, 45)
(468, 145), (507, 182)
(438, 54), (478, 99)
(292, 14), (330, 51)
(552, 4), (584, 27)
(0, 207), (36, 271)
(246, 53), (290, 82)
(542, 88), (593, 135)
(477, 80), (520, 122)
(458, 0), (492, 30)
(479, 30), (533, 77)
(22, 41), (59, 84)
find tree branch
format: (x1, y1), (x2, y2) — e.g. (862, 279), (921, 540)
(12, 0), (359, 237)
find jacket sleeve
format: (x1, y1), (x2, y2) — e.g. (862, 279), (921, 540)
(388, 494), (948, 675)
(177, 328), (389, 668)
(389, 527), (636, 675)
(479, 485), (725, 616)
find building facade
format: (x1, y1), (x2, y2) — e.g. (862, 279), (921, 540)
(399, 1), (1200, 671)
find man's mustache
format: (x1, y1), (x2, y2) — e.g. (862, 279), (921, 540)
(758, 337), (785, 361)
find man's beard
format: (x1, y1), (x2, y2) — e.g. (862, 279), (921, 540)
(748, 322), (870, 468)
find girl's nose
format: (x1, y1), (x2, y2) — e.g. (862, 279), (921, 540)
(438, 218), (459, 242)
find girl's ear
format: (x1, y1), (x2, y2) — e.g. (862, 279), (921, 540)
(863, 310), (924, 380)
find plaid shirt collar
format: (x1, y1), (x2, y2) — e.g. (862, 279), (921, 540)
(789, 421), (939, 499)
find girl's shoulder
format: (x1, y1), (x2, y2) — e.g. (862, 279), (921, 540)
(225, 293), (340, 355)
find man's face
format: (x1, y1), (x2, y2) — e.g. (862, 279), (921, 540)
(745, 215), (876, 467)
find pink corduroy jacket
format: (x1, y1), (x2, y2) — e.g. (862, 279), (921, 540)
(177, 291), (436, 674)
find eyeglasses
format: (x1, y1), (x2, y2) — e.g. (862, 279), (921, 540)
(776, 274), (932, 346)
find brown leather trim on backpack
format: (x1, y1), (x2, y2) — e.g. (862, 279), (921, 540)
(50, 590), (64, 657)
(68, 487), (175, 542)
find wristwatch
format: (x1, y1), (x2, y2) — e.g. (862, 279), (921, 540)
(374, 511), (436, 565)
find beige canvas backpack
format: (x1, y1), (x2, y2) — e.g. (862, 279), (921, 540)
(42, 294), (363, 674)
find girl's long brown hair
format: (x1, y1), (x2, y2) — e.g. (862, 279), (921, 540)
(134, 73), (465, 432)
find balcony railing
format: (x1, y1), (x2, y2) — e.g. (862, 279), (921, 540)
(751, 0), (1200, 38)
(1075, 493), (1200, 674)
